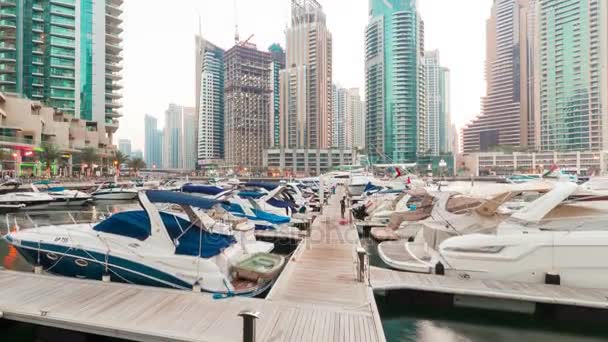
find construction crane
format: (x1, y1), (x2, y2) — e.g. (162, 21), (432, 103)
(240, 34), (255, 47)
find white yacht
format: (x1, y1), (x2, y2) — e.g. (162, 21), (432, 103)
(91, 182), (139, 200)
(0, 181), (55, 210)
(32, 183), (92, 206)
(4, 191), (284, 296)
(382, 182), (608, 289)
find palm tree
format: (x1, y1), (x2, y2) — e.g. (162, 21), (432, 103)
(128, 158), (146, 176)
(78, 147), (99, 176)
(112, 150), (130, 176)
(38, 143), (62, 177)
(113, 150), (130, 167)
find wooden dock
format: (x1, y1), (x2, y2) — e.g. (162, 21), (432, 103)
(371, 267), (608, 319)
(0, 189), (386, 341)
(267, 189), (385, 341)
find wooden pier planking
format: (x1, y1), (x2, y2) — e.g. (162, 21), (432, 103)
(0, 188), (386, 341)
(371, 266), (608, 309)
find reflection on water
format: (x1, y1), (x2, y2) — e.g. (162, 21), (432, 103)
(0, 203), (607, 341)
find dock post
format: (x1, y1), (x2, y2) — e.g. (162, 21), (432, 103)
(238, 310), (260, 342)
(356, 247), (369, 283)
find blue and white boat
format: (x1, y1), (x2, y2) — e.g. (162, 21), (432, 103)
(4, 191), (284, 296)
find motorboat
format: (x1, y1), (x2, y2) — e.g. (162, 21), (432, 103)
(4, 191), (284, 296)
(0, 181), (55, 211)
(348, 175), (373, 197)
(32, 183), (92, 206)
(380, 182), (608, 288)
(158, 179), (187, 192)
(91, 182), (139, 200)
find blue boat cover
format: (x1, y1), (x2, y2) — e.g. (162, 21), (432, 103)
(94, 211), (236, 258)
(146, 190), (225, 210)
(221, 203), (290, 225)
(181, 184), (225, 196)
(47, 187), (66, 192)
(267, 197), (296, 211)
(244, 182), (280, 191)
(252, 209), (291, 225)
(238, 191), (265, 199)
(364, 182), (383, 193)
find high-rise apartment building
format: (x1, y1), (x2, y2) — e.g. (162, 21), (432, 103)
(462, 0), (531, 153)
(269, 43), (285, 147)
(424, 50), (451, 155)
(0, 0), (123, 143)
(349, 89), (365, 150)
(195, 36), (225, 167)
(536, 0), (608, 151)
(144, 115), (163, 169)
(279, 0), (333, 149)
(182, 107), (197, 170)
(332, 85), (347, 148)
(224, 44), (272, 169)
(118, 139), (131, 157)
(365, 0), (426, 163)
(162, 104), (196, 170)
(333, 86), (364, 150)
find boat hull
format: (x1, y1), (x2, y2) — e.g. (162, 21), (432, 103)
(8, 237), (268, 297)
(92, 192), (138, 201)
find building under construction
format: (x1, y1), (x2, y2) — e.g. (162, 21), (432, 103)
(224, 42), (272, 170)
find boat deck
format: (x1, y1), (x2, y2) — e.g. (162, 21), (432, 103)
(371, 266), (608, 310)
(0, 188), (386, 341)
(370, 228), (399, 242)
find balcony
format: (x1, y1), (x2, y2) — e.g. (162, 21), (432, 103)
(0, 1), (17, 7)
(105, 72), (121, 81)
(105, 110), (122, 118)
(105, 100), (122, 109)
(0, 134), (34, 146)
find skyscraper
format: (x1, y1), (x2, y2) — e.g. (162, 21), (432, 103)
(182, 107), (197, 170)
(365, 0), (426, 163)
(269, 43), (285, 147)
(462, 0), (532, 153)
(224, 43), (272, 169)
(0, 0), (123, 142)
(118, 139), (132, 157)
(144, 115), (163, 169)
(536, 0), (608, 151)
(333, 86), (364, 149)
(349, 89), (365, 150)
(162, 104), (196, 170)
(196, 36), (225, 167)
(279, 0), (333, 149)
(332, 85), (347, 148)
(424, 50), (452, 155)
(164, 104), (183, 169)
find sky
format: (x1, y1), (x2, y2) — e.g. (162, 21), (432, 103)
(120, 0), (492, 150)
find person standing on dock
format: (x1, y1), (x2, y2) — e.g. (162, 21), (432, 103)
(340, 196), (346, 218)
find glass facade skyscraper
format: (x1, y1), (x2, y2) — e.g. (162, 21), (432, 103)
(269, 43), (285, 148)
(537, 0), (608, 151)
(0, 0), (123, 140)
(365, 0), (426, 163)
(195, 37), (225, 166)
(424, 50), (451, 155)
(144, 114), (163, 169)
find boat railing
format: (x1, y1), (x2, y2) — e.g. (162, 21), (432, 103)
(2, 210), (109, 234)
